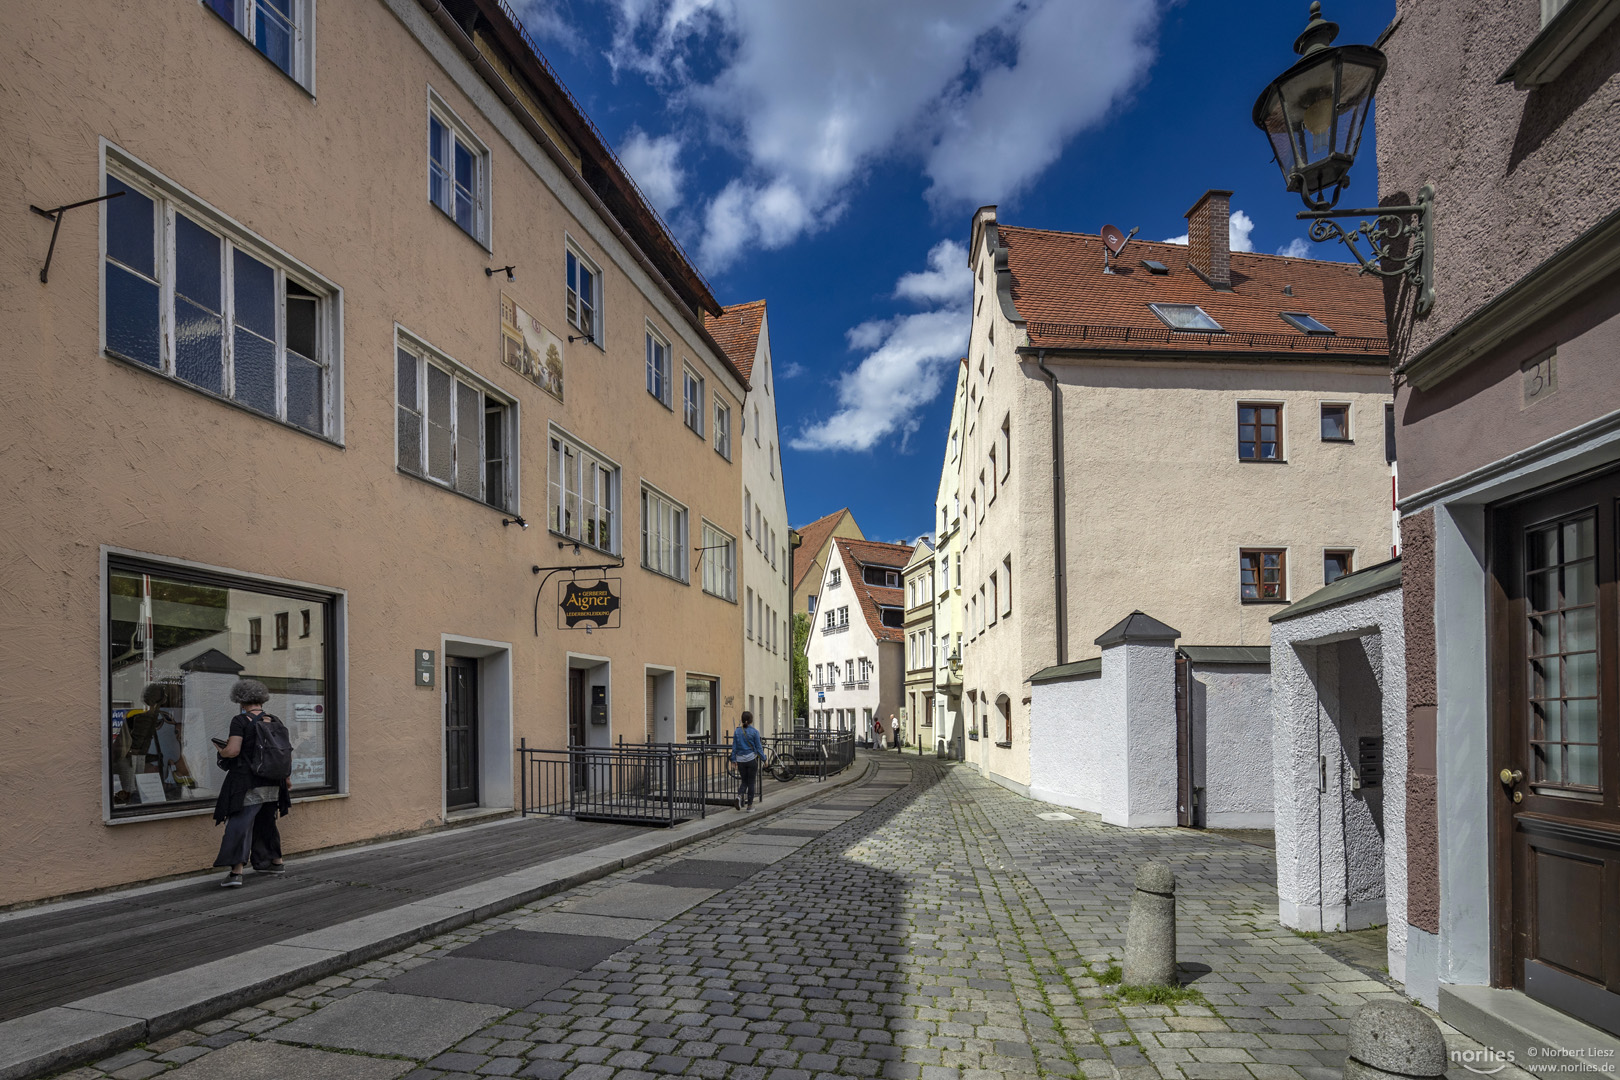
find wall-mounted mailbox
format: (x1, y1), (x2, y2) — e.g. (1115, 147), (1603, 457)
(1357, 736), (1384, 788)
(590, 684), (608, 725)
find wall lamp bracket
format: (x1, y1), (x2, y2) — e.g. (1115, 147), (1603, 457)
(486, 265), (516, 280)
(1297, 184), (1434, 315)
(31, 191), (124, 284)
(567, 333), (595, 345)
(502, 515), (528, 529)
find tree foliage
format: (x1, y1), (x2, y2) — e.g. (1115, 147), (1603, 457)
(791, 611), (810, 721)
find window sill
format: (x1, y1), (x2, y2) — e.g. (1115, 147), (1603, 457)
(994, 741), (1012, 749)
(641, 562), (690, 585)
(1241, 598), (1291, 605)
(705, 589), (738, 604)
(1499, 0), (1620, 89)
(1238, 458), (1289, 464)
(685, 422), (705, 439)
(398, 467), (513, 518)
(204, 5), (316, 100)
(107, 350), (344, 448)
(430, 201), (492, 254)
(1321, 438), (1354, 444)
(107, 787), (345, 825)
(546, 526), (616, 558)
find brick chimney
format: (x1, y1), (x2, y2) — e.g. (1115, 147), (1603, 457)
(1184, 189), (1233, 289)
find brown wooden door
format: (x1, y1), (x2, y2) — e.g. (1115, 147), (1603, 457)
(1491, 471), (1620, 1036)
(444, 657), (478, 810)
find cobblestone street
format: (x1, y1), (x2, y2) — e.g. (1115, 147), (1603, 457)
(53, 756), (1432, 1080)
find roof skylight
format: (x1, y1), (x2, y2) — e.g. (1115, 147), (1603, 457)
(1148, 303), (1224, 332)
(1142, 259), (1170, 275)
(1280, 311), (1335, 335)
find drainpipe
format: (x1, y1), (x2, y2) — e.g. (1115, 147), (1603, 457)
(1035, 349), (1068, 666)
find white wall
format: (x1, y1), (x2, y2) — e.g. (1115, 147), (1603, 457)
(1189, 662), (1273, 828)
(804, 545), (884, 737)
(740, 310), (792, 735)
(1029, 672), (1103, 812)
(1270, 584), (1408, 984)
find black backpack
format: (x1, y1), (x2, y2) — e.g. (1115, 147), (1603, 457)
(244, 713), (294, 781)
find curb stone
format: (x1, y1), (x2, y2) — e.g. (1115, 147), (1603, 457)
(0, 758), (876, 1080)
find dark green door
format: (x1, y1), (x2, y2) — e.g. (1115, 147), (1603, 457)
(445, 657), (478, 810)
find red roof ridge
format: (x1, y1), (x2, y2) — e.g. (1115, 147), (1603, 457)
(791, 508), (854, 591)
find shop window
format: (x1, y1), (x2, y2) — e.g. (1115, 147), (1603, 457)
(685, 675), (717, 741)
(106, 557), (338, 818)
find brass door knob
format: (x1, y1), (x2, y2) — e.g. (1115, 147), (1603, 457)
(1499, 768), (1524, 786)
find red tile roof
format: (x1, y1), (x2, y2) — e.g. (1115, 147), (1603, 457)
(996, 225), (1389, 358)
(792, 509), (853, 592)
(706, 300), (766, 382)
(834, 537), (914, 644)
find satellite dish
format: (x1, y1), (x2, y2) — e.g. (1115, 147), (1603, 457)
(1100, 224), (1139, 273)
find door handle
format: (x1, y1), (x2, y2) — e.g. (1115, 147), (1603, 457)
(1499, 767), (1524, 803)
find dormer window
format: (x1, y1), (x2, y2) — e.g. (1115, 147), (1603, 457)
(1148, 303), (1223, 331)
(879, 607), (904, 629)
(1280, 311), (1335, 335)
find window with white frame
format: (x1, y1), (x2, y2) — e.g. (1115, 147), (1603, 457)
(714, 398), (731, 460)
(701, 521), (736, 601)
(683, 366), (705, 436)
(428, 93), (490, 246)
(743, 491), (752, 536)
(205, 0), (312, 89)
(103, 165), (337, 438)
(640, 485), (687, 581)
(547, 430), (618, 553)
(645, 327), (671, 407)
(397, 334), (513, 509)
(565, 245), (599, 343)
(746, 587), (755, 638)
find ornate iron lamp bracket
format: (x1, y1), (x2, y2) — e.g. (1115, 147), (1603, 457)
(1297, 184), (1434, 315)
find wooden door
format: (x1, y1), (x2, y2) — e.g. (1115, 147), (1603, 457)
(1491, 471), (1620, 1035)
(444, 657), (479, 810)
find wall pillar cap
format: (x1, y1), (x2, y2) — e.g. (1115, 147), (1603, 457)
(1095, 611), (1182, 647)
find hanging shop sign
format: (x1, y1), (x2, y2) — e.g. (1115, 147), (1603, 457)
(501, 292), (565, 402)
(559, 578), (621, 630)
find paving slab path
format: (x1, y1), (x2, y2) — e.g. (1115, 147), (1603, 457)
(41, 757), (1516, 1080)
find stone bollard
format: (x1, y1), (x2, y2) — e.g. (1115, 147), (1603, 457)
(1344, 1000), (1447, 1080)
(1122, 862), (1177, 987)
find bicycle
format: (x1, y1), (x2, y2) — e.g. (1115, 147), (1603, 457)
(764, 743), (796, 782)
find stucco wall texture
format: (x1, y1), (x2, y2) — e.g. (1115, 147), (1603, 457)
(0, 0), (745, 905)
(1381, 3), (1620, 496)
(1271, 584), (1408, 981)
(1400, 511), (1440, 935)
(740, 318), (792, 736)
(1188, 663), (1274, 827)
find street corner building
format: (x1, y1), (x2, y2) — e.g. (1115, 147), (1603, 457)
(1369, 0), (1620, 1047)
(945, 192), (1396, 816)
(0, 0), (775, 906)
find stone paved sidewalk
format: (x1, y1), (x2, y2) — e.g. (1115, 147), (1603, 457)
(44, 756), (1518, 1080)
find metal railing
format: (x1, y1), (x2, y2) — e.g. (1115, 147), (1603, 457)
(518, 731), (856, 825)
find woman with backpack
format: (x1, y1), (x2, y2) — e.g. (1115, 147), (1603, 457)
(212, 679), (292, 887)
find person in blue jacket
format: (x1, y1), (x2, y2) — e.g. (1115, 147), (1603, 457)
(730, 711), (764, 811)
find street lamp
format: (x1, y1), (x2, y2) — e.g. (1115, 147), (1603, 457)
(1253, 2), (1434, 314)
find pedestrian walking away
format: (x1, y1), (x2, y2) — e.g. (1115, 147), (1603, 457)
(212, 679), (292, 887)
(730, 710), (764, 811)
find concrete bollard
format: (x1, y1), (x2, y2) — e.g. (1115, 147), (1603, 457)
(1122, 862), (1177, 987)
(1343, 1000), (1447, 1080)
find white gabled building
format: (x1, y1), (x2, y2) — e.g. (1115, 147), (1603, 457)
(933, 359), (969, 757)
(805, 537), (913, 745)
(708, 301), (792, 736)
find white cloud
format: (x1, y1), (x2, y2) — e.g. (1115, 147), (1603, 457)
(792, 242), (969, 453)
(602, 0), (1162, 271)
(894, 240), (973, 306)
(778, 360), (805, 378)
(1276, 237), (1312, 259)
(617, 128), (686, 216)
(790, 309), (967, 452)
(1163, 210), (1257, 253)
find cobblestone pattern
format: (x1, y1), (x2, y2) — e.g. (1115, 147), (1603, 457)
(47, 757), (1525, 1080)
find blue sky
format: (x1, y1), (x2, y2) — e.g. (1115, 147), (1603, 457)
(521, 0), (1396, 544)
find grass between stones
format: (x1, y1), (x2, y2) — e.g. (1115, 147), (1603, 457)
(1109, 983), (1209, 1007)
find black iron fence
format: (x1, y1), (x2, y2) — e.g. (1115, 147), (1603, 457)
(518, 731), (856, 826)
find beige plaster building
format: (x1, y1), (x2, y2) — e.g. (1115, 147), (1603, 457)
(957, 194), (1394, 793)
(902, 537), (936, 750)
(1, 0), (752, 906)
